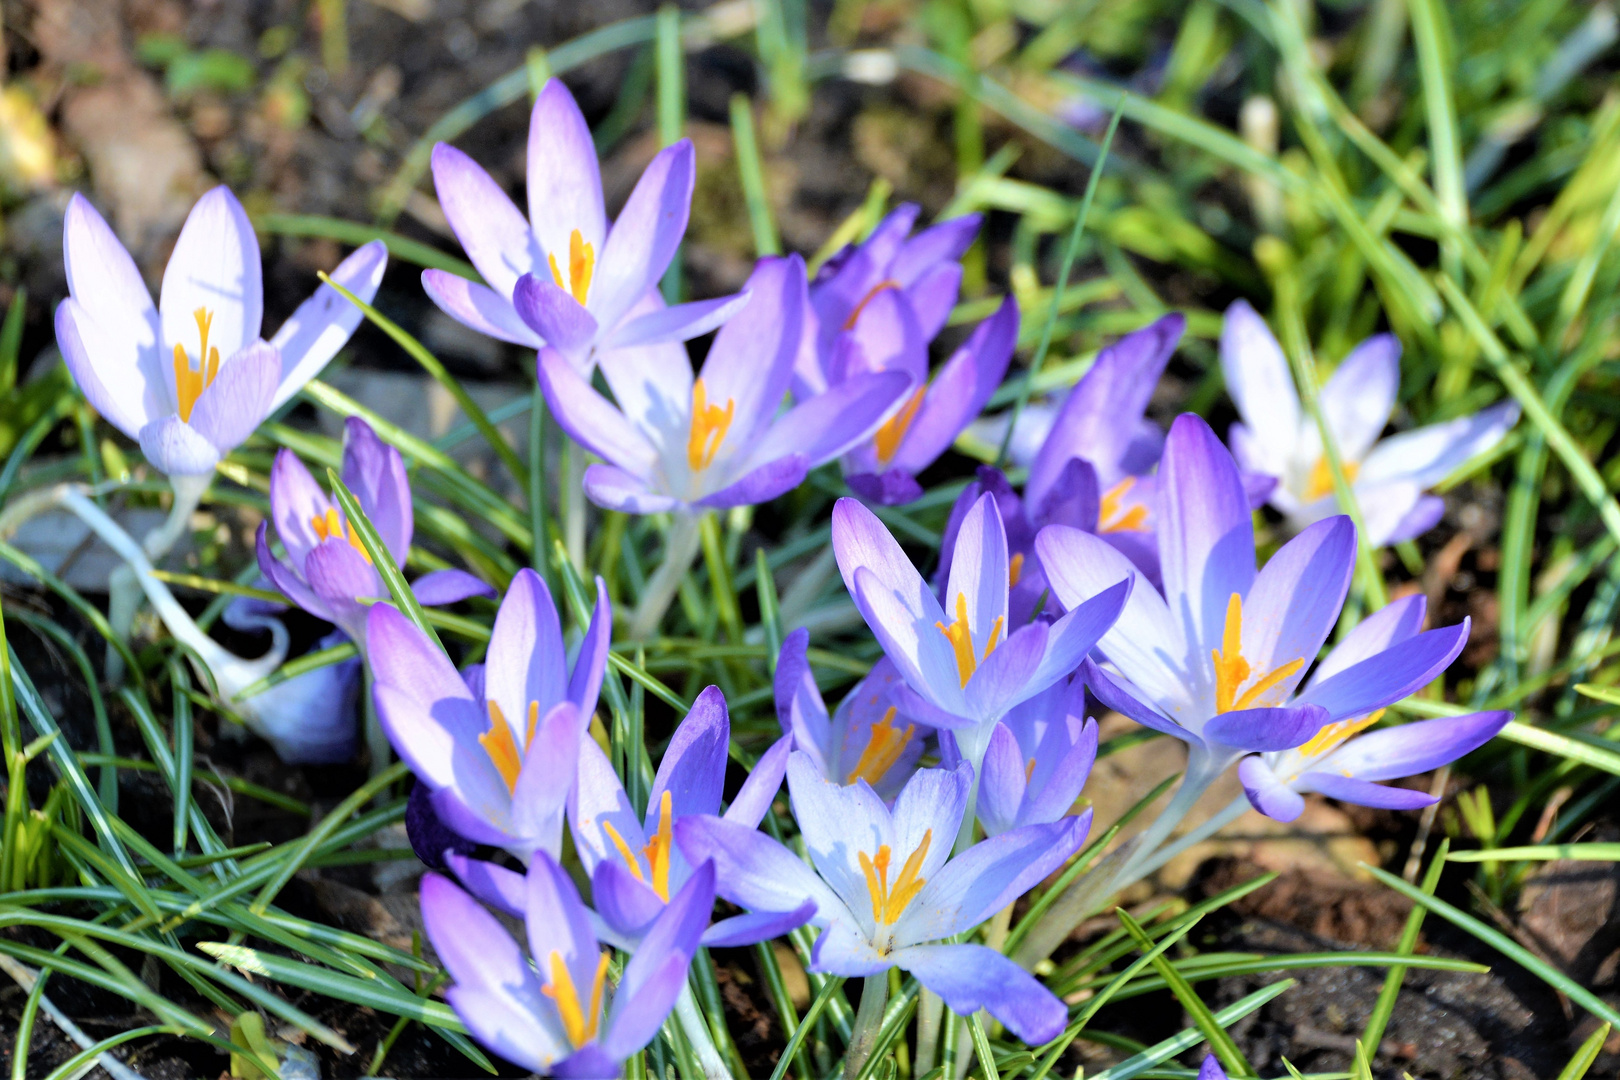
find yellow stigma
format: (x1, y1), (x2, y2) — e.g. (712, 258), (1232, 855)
(843, 279), (902, 330)
(935, 592), (1002, 689)
(1211, 593), (1306, 714)
(478, 700), (528, 793)
(172, 307), (221, 423)
(602, 789), (676, 901)
(858, 829), (932, 930)
(1298, 708), (1385, 760)
(541, 949), (610, 1050)
(1008, 552), (1025, 588)
(873, 386), (926, 466)
(847, 707), (916, 786)
(1099, 477), (1149, 534)
(547, 228), (596, 306)
(309, 507), (374, 565)
(686, 378), (736, 472)
(1304, 456), (1360, 502)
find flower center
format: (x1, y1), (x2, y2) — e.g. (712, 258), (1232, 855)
(1303, 456), (1360, 502)
(541, 948), (610, 1050)
(1008, 552), (1025, 588)
(843, 279), (902, 330)
(847, 706), (916, 786)
(547, 228), (596, 307)
(479, 700), (539, 793)
(1211, 593), (1305, 714)
(859, 829), (931, 931)
(173, 307), (221, 423)
(309, 507), (374, 565)
(1099, 477), (1149, 533)
(935, 592), (1002, 689)
(601, 789), (676, 901)
(873, 386), (926, 466)
(686, 378), (736, 473)
(1297, 708), (1385, 762)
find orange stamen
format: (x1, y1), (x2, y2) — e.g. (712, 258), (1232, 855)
(1099, 477), (1149, 533)
(686, 378), (736, 472)
(1009, 552), (1025, 588)
(308, 507), (373, 565)
(934, 593), (1000, 689)
(848, 707), (916, 786)
(843, 279), (902, 330)
(1304, 456), (1361, 501)
(1298, 709), (1385, 760)
(173, 307), (221, 423)
(541, 949), (610, 1049)
(547, 228), (596, 306)
(873, 386), (926, 465)
(642, 790), (675, 901)
(479, 701), (524, 792)
(1210, 593), (1306, 714)
(858, 829), (932, 927)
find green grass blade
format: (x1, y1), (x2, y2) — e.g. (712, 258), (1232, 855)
(1117, 908), (1252, 1076)
(1448, 843), (1620, 862)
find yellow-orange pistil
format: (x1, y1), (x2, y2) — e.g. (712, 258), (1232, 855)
(687, 378), (735, 473)
(173, 307), (221, 423)
(1303, 456), (1360, 502)
(548, 229), (596, 307)
(601, 789), (676, 901)
(309, 507), (374, 565)
(843, 279), (902, 330)
(873, 386), (926, 466)
(935, 592), (1002, 689)
(859, 829), (931, 936)
(541, 948), (611, 1050)
(1210, 593), (1306, 714)
(1297, 708), (1385, 763)
(479, 700), (540, 793)
(1098, 477), (1149, 533)
(847, 706), (916, 786)
(1008, 552), (1026, 588)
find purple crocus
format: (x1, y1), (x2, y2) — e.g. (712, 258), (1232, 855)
(255, 417), (493, 645)
(57, 187), (385, 477)
(1235, 594), (1511, 821)
(831, 491), (1129, 765)
(1197, 1056), (1227, 1080)
(1035, 414), (1474, 796)
(676, 754), (1087, 1044)
(365, 568), (612, 861)
(973, 672), (1098, 838)
(539, 254), (910, 513)
(1221, 300), (1519, 546)
(421, 850), (711, 1077)
(774, 627), (928, 800)
(422, 78), (745, 373)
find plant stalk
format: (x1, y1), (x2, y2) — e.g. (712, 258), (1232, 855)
(845, 973), (890, 1078)
(674, 982), (733, 1080)
(629, 513), (702, 640)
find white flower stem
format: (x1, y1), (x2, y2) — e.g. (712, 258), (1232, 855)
(913, 988), (945, 1077)
(844, 973), (890, 1078)
(106, 472), (210, 683)
(1116, 794), (1250, 887)
(629, 513), (702, 641)
(674, 982), (733, 1080)
(563, 439), (587, 572)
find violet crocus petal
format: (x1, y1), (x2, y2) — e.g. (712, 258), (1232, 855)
(568, 577), (613, 720)
(270, 240), (389, 408)
(241, 628), (360, 764)
(1319, 334), (1399, 463)
(774, 628), (830, 768)
(61, 194), (163, 433)
(1358, 401), (1521, 490)
(890, 213), (980, 284)
(431, 142), (543, 298)
(1310, 594), (1427, 688)
(420, 269), (545, 348)
(1205, 704), (1328, 753)
(888, 683), (977, 732)
(887, 762), (973, 885)
(536, 347), (658, 471)
(647, 685), (730, 822)
(412, 569), (495, 606)
(809, 918), (891, 976)
(976, 722), (1027, 836)
(749, 371), (913, 472)
(302, 540), (380, 635)
(835, 286), (929, 386)
(570, 738), (643, 876)
(1381, 494), (1447, 545)
(892, 296), (1019, 474)
(1294, 772), (1439, 810)
(903, 261), (964, 341)
(699, 255), (807, 453)
(160, 186), (262, 367)
(420, 873), (559, 1073)
(524, 851), (606, 1015)
(1315, 710), (1511, 782)
(702, 901), (817, 948)
(1243, 470), (1278, 509)
(255, 522), (330, 621)
(597, 315), (693, 449)
(895, 943), (1067, 1046)
(1028, 577), (1133, 692)
(596, 954), (687, 1067)
(444, 850), (526, 917)
(1346, 480), (1424, 549)
(725, 734), (792, 827)
(1022, 720), (1099, 827)
(673, 814), (843, 920)
(789, 752), (901, 904)
(582, 464), (682, 514)
(942, 493), (1011, 666)
(965, 620), (1046, 721)
(407, 782), (476, 870)
(1159, 413), (1257, 669)
(613, 860), (712, 1018)
(137, 416), (222, 476)
(592, 140), (695, 331)
(485, 568), (568, 735)
(553, 1047), (622, 1080)
(340, 417), (412, 563)
(1198, 1054), (1230, 1080)
(1219, 299), (1298, 475)
(1237, 516), (1356, 693)
(513, 273), (599, 356)
(933, 478), (983, 591)
(527, 78), (608, 261)
(510, 701), (585, 856)
(592, 859), (665, 941)
(1296, 621), (1471, 722)
(605, 291), (751, 350)
(1032, 457), (1101, 535)
(431, 786), (517, 847)
(268, 449), (330, 571)
(695, 455), (810, 510)
(1079, 658), (1195, 744)
(186, 340), (279, 455)
(845, 469), (926, 506)
(1237, 754), (1306, 822)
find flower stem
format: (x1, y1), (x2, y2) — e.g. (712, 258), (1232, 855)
(913, 988), (945, 1077)
(1108, 750), (1228, 893)
(844, 973), (889, 1078)
(106, 472), (210, 682)
(674, 982), (733, 1080)
(563, 438), (587, 573)
(629, 513), (702, 641)
(1116, 794), (1250, 887)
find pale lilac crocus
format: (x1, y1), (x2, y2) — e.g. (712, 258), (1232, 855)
(831, 491), (1129, 766)
(972, 672), (1098, 838)
(366, 568), (612, 862)
(1221, 300), (1519, 545)
(677, 754), (1086, 1044)
(422, 78), (745, 373)
(540, 254), (910, 513)
(256, 417), (493, 645)
(222, 595), (359, 764)
(421, 850), (711, 1077)
(1235, 593), (1510, 821)
(57, 187), (385, 477)
(774, 627), (928, 800)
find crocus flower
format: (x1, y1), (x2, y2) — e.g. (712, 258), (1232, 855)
(677, 754), (1087, 1044)
(1036, 414), (1474, 791)
(1196, 1056), (1227, 1080)
(256, 417), (494, 644)
(222, 595), (359, 764)
(1221, 300), (1519, 545)
(57, 187), (386, 476)
(366, 567), (612, 861)
(540, 254), (911, 513)
(421, 850), (711, 1077)
(422, 78), (746, 372)
(1234, 594), (1510, 821)
(972, 672), (1097, 838)
(774, 627), (927, 800)
(832, 490), (1129, 765)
